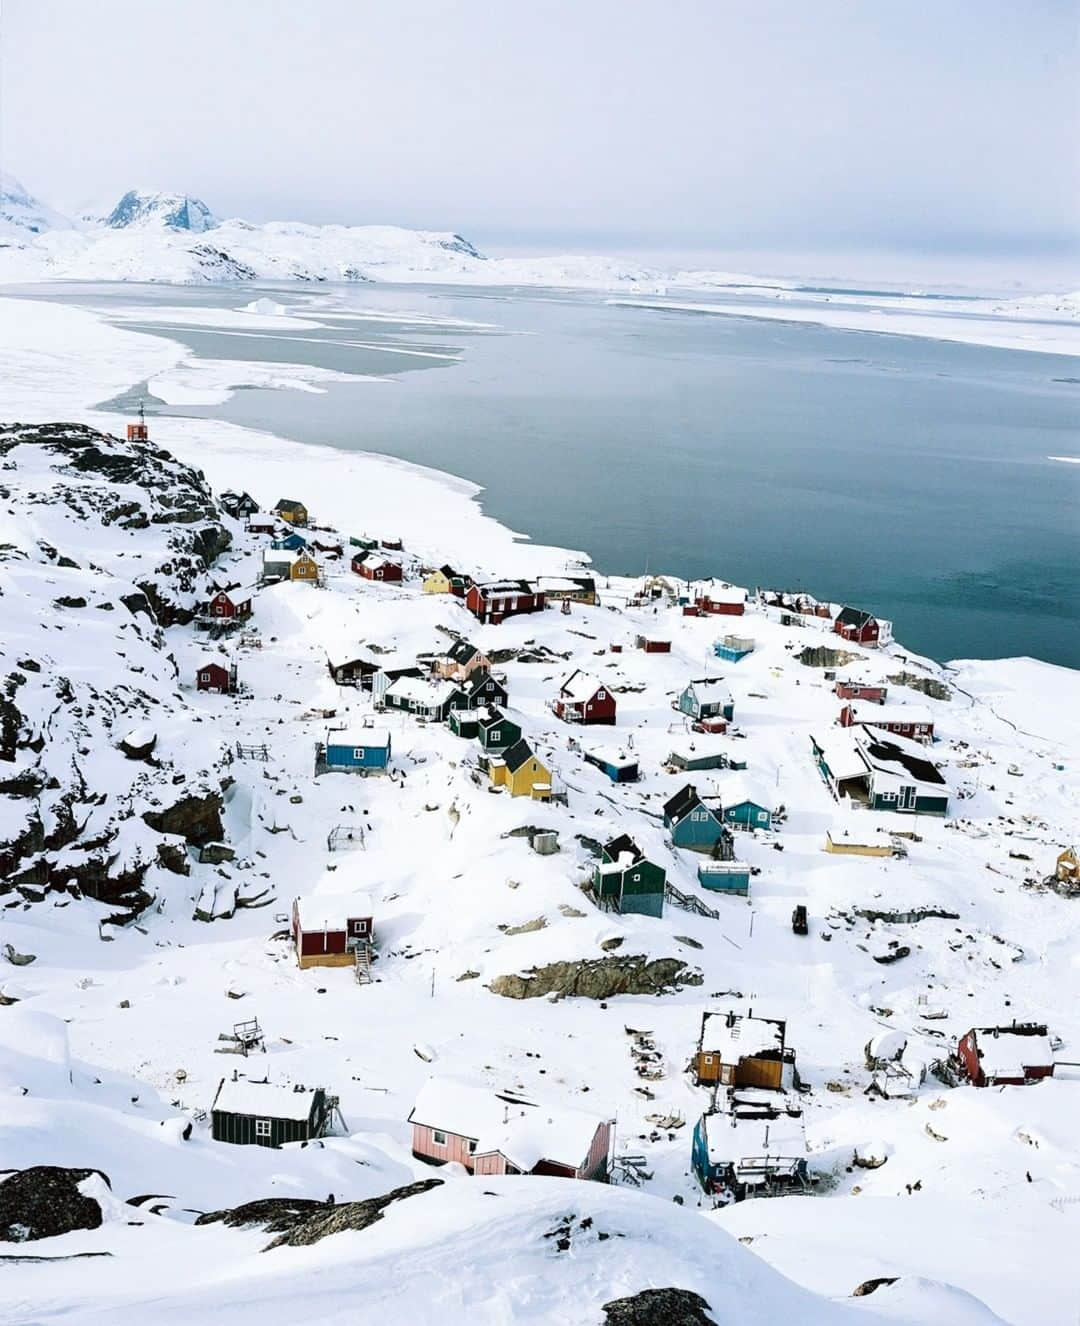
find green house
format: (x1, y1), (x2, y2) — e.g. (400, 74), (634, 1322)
(449, 707), (481, 740)
(477, 709), (521, 756)
(592, 833), (666, 918)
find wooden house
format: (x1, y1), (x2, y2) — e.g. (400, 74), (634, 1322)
(453, 670), (509, 712)
(834, 606), (891, 647)
(272, 530), (308, 552)
(720, 777), (774, 831)
(693, 1010), (790, 1088)
(245, 512), (278, 535)
(466, 580), (546, 624)
(697, 861), (751, 895)
(663, 785), (731, 855)
(409, 1076), (612, 1180)
(291, 890), (374, 968)
(353, 553), (403, 583)
(203, 586), (254, 621)
(678, 679), (735, 724)
(840, 702), (934, 744)
(536, 575), (598, 606)
(384, 676), (458, 721)
(691, 1096), (807, 1200)
(713, 635), (755, 664)
(811, 730), (949, 816)
(435, 640), (491, 682)
(477, 709), (521, 756)
(326, 652), (381, 688)
(220, 489), (259, 519)
(380, 536), (404, 552)
(210, 1077), (330, 1148)
(349, 535), (379, 552)
(666, 748), (729, 774)
(835, 680), (889, 703)
(824, 829), (895, 858)
(274, 498), (308, 526)
(196, 661), (236, 694)
(553, 671), (616, 726)
(320, 728), (392, 775)
(1055, 847), (1079, 886)
(634, 635), (671, 654)
(695, 585), (746, 616)
(422, 566), (459, 595)
(371, 659), (424, 704)
(449, 707), (482, 740)
(583, 745), (639, 783)
(262, 548), (320, 584)
(958, 1024), (1055, 1087)
(489, 740), (552, 800)
(591, 834), (665, 916)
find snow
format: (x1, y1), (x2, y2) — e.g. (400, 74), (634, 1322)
(326, 729), (391, 751)
(702, 1014), (785, 1060)
(969, 1028), (1054, 1080)
(559, 670), (604, 703)
(845, 702), (935, 727)
(295, 891), (374, 931)
(211, 1077), (322, 1121)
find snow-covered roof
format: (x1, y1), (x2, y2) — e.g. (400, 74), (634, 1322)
(212, 1077), (322, 1121)
(702, 1013), (784, 1061)
(409, 1076), (605, 1171)
(325, 728), (391, 749)
(583, 744), (637, 770)
(719, 775), (773, 811)
(700, 584), (746, 604)
(856, 731), (946, 789)
(687, 678), (733, 703)
(386, 676), (457, 705)
(971, 1027), (1054, 1078)
(812, 730), (867, 781)
(559, 670), (604, 702)
(294, 890), (374, 930)
(262, 546), (306, 566)
(846, 702), (934, 726)
(701, 1101), (806, 1171)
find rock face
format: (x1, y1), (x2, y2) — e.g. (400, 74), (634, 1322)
(798, 645), (859, 669)
(0, 1166), (110, 1242)
(196, 1178), (443, 1250)
(888, 670), (952, 701)
(488, 956), (703, 1000)
(602, 1288), (718, 1326)
(0, 422), (232, 914)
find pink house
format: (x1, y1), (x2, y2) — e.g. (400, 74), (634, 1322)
(408, 1076), (613, 1181)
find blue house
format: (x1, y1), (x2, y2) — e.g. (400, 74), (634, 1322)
(720, 777), (774, 831)
(663, 785), (732, 856)
(677, 679), (735, 723)
(697, 861), (751, 895)
(582, 745), (640, 784)
(713, 634), (755, 664)
(320, 727), (392, 775)
(272, 531), (308, 552)
(691, 1105), (807, 1199)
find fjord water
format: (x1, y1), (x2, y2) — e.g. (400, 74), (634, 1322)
(63, 281), (1080, 668)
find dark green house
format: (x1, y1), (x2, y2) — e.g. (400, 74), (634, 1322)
(449, 707), (481, 740)
(477, 708), (521, 756)
(210, 1077), (331, 1148)
(592, 833), (667, 918)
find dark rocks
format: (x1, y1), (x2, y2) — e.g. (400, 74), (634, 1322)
(0, 1167), (110, 1242)
(488, 956), (703, 1000)
(142, 791), (224, 846)
(196, 1178), (443, 1250)
(798, 645), (858, 669)
(602, 1288), (717, 1326)
(853, 1277), (899, 1297)
(53, 595), (87, 609)
(888, 671), (951, 701)
(117, 729), (157, 760)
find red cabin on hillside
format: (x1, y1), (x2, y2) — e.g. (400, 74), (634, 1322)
(834, 606), (884, 646)
(695, 587), (746, 616)
(835, 680), (888, 703)
(635, 635), (671, 654)
(204, 587), (253, 621)
(553, 671), (617, 726)
(839, 702), (934, 743)
(195, 661), (237, 694)
(957, 1024), (1055, 1087)
(291, 891), (374, 970)
(466, 580), (546, 625)
(352, 553), (403, 583)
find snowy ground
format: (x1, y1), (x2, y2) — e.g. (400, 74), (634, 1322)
(1, 295), (1078, 1325)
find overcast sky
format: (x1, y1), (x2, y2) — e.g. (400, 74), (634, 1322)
(2, 0), (1076, 276)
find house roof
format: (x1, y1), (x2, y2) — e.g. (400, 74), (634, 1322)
(719, 776), (773, 812)
(559, 670), (605, 703)
(478, 707), (509, 730)
(475, 580), (535, 599)
(213, 585), (257, 602)
(811, 730), (868, 783)
(197, 659), (229, 674)
(603, 833), (641, 863)
(686, 678), (733, 703)
(325, 728), (391, 750)
(447, 639), (480, 665)
(274, 498), (306, 511)
(211, 1077), (323, 1122)
(408, 1076), (605, 1172)
(701, 1012), (785, 1060)
(386, 676), (457, 706)
(463, 670), (503, 697)
(845, 702), (934, 727)
(700, 1098), (806, 1170)
(502, 739), (541, 773)
(583, 745), (637, 771)
(858, 732), (946, 788)
(294, 890), (374, 931)
(663, 784), (704, 823)
(699, 584), (746, 604)
(836, 605), (876, 629)
(970, 1026), (1053, 1078)
(360, 555), (397, 572)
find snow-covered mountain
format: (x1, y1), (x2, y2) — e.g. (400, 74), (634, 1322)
(103, 188), (219, 233)
(0, 172), (73, 239)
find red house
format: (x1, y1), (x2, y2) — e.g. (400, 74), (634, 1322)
(834, 606), (888, 646)
(352, 553), (403, 583)
(195, 661), (236, 694)
(695, 586), (746, 616)
(840, 702), (934, 743)
(408, 1076), (612, 1181)
(836, 681), (888, 703)
(204, 587), (253, 621)
(466, 580), (546, 625)
(291, 891), (374, 969)
(553, 670), (617, 726)
(958, 1024), (1055, 1087)
(635, 635), (671, 654)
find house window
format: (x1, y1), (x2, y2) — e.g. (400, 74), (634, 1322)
(467, 1139), (477, 1154)
(255, 1119), (271, 1138)
(882, 791), (897, 802)
(432, 1130), (448, 1146)
(200, 673), (210, 683)
(703, 1054), (715, 1065)
(353, 748), (365, 760)
(490, 729), (500, 742)
(756, 811), (767, 822)
(597, 690), (606, 700)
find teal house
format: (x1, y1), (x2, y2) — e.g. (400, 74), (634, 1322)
(677, 678), (735, 723)
(720, 778), (774, 831)
(663, 785), (731, 855)
(592, 834), (666, 917)
(713, 634), (755, 664)
(320, 728), (391, 775)
(697, 861), (751, 895)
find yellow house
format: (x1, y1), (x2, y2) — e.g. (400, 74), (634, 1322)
(423, 568), (454, 595)
(289, 551), (320, 583)
(824, 830), (893, 858)
(1056, 847), (1079, 885)
(489, 739), (552, 800)
(274, 498), (309, 526)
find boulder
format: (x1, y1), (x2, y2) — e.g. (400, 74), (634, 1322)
(142, 790), (224, 846)
(797, 645), (858, 669)
(488, 955), (702, 1000)
(602, 1288), (717, 1325)
(0, 1166), (110, 1242)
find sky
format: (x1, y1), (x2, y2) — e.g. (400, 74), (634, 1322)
(1, 0), (1077, 281)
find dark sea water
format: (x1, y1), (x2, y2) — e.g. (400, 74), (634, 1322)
(14, 280), (1080, 668)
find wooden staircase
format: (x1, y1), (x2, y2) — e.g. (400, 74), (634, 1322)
(354, 943), (373, 984)
(664, 881), (720, 920)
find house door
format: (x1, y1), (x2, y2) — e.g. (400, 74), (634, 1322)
(898, 785), (916, 810)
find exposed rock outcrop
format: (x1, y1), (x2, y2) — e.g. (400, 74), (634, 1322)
(887, 671), (952, 701)
(797, 645), (859, 669)
(488, 956), (702, 1000)
(602, 1288), (717, 1325)
(0, 1167), (110, 1242)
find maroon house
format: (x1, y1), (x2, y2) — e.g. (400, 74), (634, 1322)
(553, 671), (617, 726)
(958, 1024), (1054, 1087)
(695, 588), (746, 616)
(291, 891), (374, 969)
(352, 553), (403, 583)
(635, 635), (671, 654)
(839, 702), (934, 743)
(835, 681), (888, 703)
(196, 661), (236, 694)
(466, 580), (546, 625)
(834, 606), (882, 646)
(204, 587), (253, 621)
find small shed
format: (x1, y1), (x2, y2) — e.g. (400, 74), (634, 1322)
(635, 635), (671, 654)
(196, 661), (236, 695)
(210, 1077), (329, 1148)
(835, 680), (888, 703)
(720, 778), (774, 831)
(834, 606), (890, 647)
(958, 1024), (1055, 1087)
(591, 833), (666, 917)
(583, 746), (639, 783)
(291, 891), (374, 969)
(693, 1011), (790, 1087)
(553, 670), (616, 726)
(221, 489), (260, 519)
(245, 513), (278, 535)
(274, 498), (309, 526)
(695, 586), (747, 616)
(326, 652), (381, 688)
(1056, 847), (1079, 886)
(713, 635), (755, 664)
(322, 728), (391, 775)
(697, 861), (751, 895)
(678, 679), (735, 723)
(667, 748), (729, 774)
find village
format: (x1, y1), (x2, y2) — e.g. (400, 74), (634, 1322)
(30, 409), (1063, 1215)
